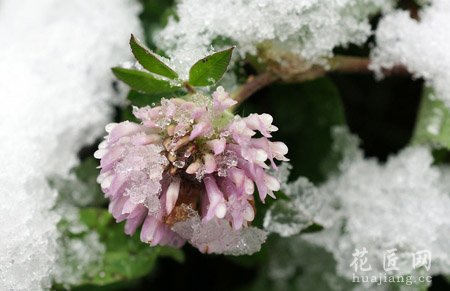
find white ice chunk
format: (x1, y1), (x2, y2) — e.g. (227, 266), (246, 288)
(371, 0), (450, 107)
(0, 0), (141, 289)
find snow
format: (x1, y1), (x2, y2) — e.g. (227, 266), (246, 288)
(154, 0), (393, 79)
(264, 129), (450, 287)
(371, 0), (450, 107)
(309, 145), (450, 279)
(0, 0), (141, 289)
(53, 231), (106, 287)
(265, 129), (450, 284)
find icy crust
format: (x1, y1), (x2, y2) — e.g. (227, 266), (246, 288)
(172, 208), (267, 256)
(154, 0), (393, 78)
(0, 0), (141, 289)
(371, 0), (450, 107)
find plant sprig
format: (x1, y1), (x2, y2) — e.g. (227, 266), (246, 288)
(112, 34), (234, 104)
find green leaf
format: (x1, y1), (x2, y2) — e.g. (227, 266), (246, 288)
(62, 208), (184, 288)
(300, 223), (324, 234)
(130, 34), (178, 79)
(112, 67), (180, 94)
(412, 87), (450, 149)
(188, 47), (234, 86)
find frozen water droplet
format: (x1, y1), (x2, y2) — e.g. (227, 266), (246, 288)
(196, 167), (206, 181)
(218, 168), (227, 177)
(173, 160), (186, 168)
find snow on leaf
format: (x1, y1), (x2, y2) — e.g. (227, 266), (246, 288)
(264, 177), (324, 237)
(130, 34), (179, 80)
(112, 67), (181, 94)
(188, 47), (234, 87)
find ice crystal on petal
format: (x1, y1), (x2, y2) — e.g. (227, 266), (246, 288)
(96, 87), (287, 253)
(172, 212), (267, 256)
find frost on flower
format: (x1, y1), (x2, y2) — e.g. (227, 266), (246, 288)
(95, 87), (288, 254)
(172, 206), (267, 256)
(371, 0), (450, 107)
(154, 0), (393, 77)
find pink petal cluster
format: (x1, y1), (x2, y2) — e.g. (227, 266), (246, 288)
(95, 86), (288, 251)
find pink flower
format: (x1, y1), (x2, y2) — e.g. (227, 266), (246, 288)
(95, 87), (288, 252)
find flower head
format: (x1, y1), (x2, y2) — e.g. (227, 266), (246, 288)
(95, 86), (288, 252)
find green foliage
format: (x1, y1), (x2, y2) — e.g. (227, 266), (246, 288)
(113, 40), (234, 107)
(111, 67), (180, 94)
(69, 208), (184, 288)
(412, 87), (450, 150)
(188, 47), (234, 86)
(130, 34), (178, 79)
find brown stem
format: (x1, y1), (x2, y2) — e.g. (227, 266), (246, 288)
(232, 71), (279, 106)
(232, 55), (410, 106)
(329, 56), (371, 73)
(330, 56), (410, 76)
(183, 82), (196, 94)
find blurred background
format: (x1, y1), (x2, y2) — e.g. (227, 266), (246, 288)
(71, 1), (449, 290)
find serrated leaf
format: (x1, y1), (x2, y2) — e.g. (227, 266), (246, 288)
(112, 67), (180, 94)
(412, 87), (450, 149)
(188, 47), (234, 86)
(130, 34), (178, 79)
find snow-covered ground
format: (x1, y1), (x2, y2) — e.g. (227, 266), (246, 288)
(0, 0), (141, 289)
